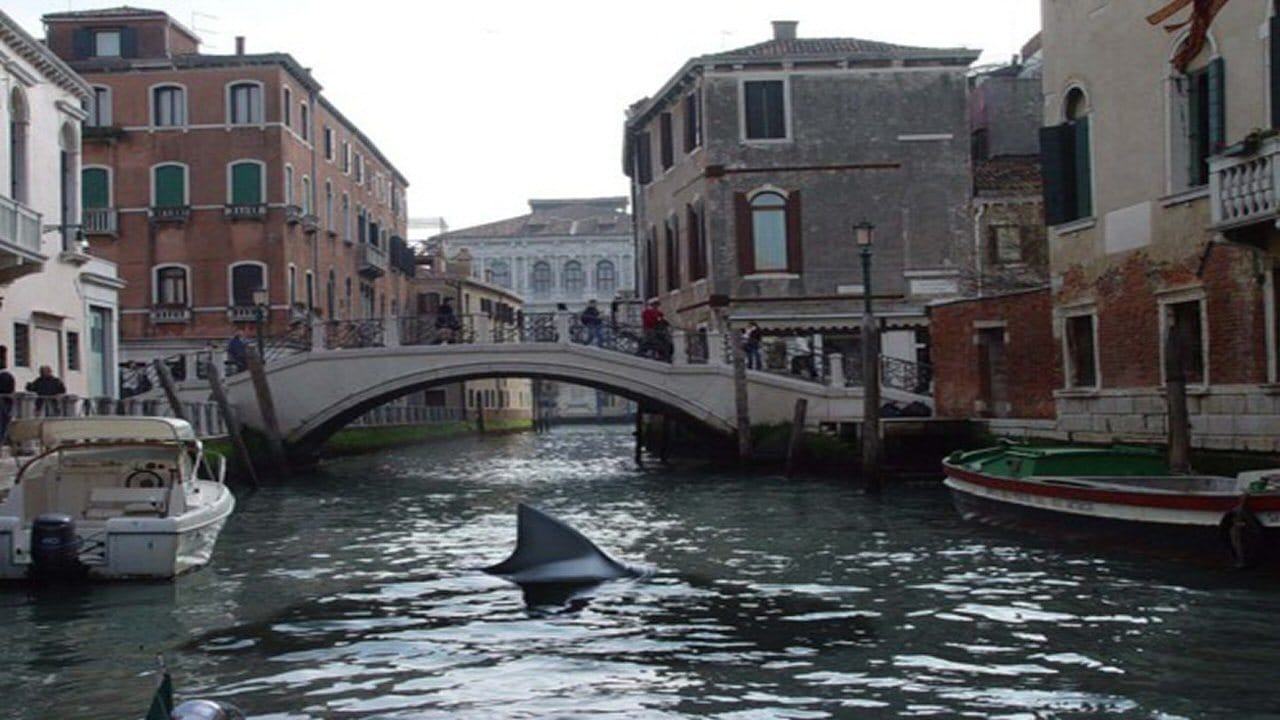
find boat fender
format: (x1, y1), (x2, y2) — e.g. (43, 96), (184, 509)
(1218, 503), (1266, 570)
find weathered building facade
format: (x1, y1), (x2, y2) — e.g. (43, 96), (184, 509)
(43, 7), (414, 379)
(1039, 0), (1280, 451)
(1, 10), (122, 397)
(623, 21), (977, 376)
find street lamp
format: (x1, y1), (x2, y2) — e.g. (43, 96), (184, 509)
(252, 286), (269, 357)
(854, 220), (881, 493)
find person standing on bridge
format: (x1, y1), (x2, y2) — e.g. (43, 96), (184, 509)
(581, 299), (604, 346)
(226, 329), (249, 375)
(640, 299), (670, 361)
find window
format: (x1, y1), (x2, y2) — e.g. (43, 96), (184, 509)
(563, 260), (585, 295)
(1041, 87), (1093, 224)
(1065, 314), (1098, 388)
(305, 271), (315, 311)
(288, 266), (298, 306)
(683, 90), (701, 152)
(156, 266), (189, 306)
(228, 82), (263, 124)
(532, 261), (552, 296)
(596, 260), (616, 296)
(152, 164), (187, 207)
(230, 263), (265, 306)
(355, 153), (365, 184)
(342, 141), (351, 173)
(989, 225), (1023, 264)
(282, 87), (292, 128)
(645, 226), (658, 298)
(1162, 298), (1206, 385)
(299, 103), (310, 141)
(489, 260), (512, 288)
(229, 161), (263, 204)
(325, 181), (334, 230)
(1172, 59), (1224, 190)
(284, 165), (294, 207)
(324, 126), (334, 160)
(342, 194), (351, 240)
(86, 86), (111, 127)
(633, 131), (653, 185)
(687, 204), (706, 280)
(301, 176), (312, 214)
(659, 112), (674, 170)
(94, 29), (121, 57)
(13, 323), (29, 368)
(152, 85), (186, 127)
(327, 270), (336, 318)
(67, 332), (80, 372)
(664, 217), (680, 292)
(743, 79), (787, 140)
(736, 189), (802, 274)
(82, 168), (110, 209)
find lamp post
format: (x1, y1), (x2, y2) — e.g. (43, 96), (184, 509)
(855, 221), (882, 493)
(252, 287), (269, 357)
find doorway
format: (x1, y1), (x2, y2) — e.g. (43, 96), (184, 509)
(976, 326), (1009, 418)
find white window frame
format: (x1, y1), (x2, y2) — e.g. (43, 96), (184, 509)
(1060, 306), (1101, 390)
(226, 80), (265, 125)
(228, 261), (268, 307)
(323, 126), (334, 161)
(94, 29), (121, 58)
(738, 74), (792, 144)
(149, 162), (190, 206)
(300, 175), (312, 214)
(81, 164), (114, 208)
(299, 101), (310, 142)
(281, 86), (293, 128)
(149, 83), (187, 128)
(153, 263), (192, 306)
(87, 85), (112, 127)
(324, 180), (334, 229)
(287, 264), (298, 307)
(1157, 286), (1210, 387)
(226, 159), (267, 205)
(1163, 30), (1220, 195)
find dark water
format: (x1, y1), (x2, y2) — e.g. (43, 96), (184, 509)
(2, 425), (1279, 719)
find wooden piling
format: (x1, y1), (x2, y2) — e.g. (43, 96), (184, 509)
(861, 315), (883, 493)
(659, 414), (671, 466)
(1165, 324), (1191, 474)
(245, 349), (291, 477)
(476, 403), (487, 434)
(634, 410), (645, 468)
(206, 361), (259, 488)
(731, 326), (752, 462)
(785, 398), (808, 478)
(151, 359), (187, 422)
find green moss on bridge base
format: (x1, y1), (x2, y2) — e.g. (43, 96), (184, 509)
(321, 420), (533, 456)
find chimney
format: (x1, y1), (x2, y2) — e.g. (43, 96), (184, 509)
(450, 248), (474, 278)
(235, 36), (245, 55)
(772, 21), (798, 41)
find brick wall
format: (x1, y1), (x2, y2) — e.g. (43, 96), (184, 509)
(930, 287), (1058, 419)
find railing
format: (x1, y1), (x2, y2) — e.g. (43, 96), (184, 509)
(149, 305), (191, 324)
(82, 207), (118, 235)
(323, 319), (386, 349)
(0, 194), (43, 255)
(224, 203), (267, 220)
(520, 312), (559, 343)
(0, 392), (228, 440)
(881, 355), (933, 395)
(348, 405), (464, 428)
(358, 243), (387, 276)
(150, 205), (191, 223)
(400, 314), (472, 346)
(227, 305), (258, 323)
(1210, 135), (1280, 230)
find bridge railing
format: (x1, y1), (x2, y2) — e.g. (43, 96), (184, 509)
(0, 392), (227, 439)
(839, 354), (933, 395)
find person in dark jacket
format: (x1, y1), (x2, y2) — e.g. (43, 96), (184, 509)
(0, 347), (13, 443)
(26, 365), (66, 415)
(580, 299), (603, 346)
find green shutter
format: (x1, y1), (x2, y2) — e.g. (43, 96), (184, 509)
(231, 163), (261, 204)
(1188, 72), (1205, 186)
(1072, 117), (1092, 219)
(81, 168), (109, 209)
(1207, 57), (1226, 153)
(1039, 124), (1074, 225)
(154, 166), (185, 207)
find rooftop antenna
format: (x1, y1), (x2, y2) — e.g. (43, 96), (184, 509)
(189, 11), (219, 50)
(719, 30), (734, 50)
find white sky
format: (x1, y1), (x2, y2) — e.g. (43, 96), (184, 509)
(11, 1), (1040, 230)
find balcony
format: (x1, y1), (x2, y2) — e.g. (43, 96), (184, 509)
(82, 207), (118, 235)
(150, 305), (191, 324)
(0, 194), (46, 283)
(150, 205), (191, 224)
(358, 242), (387, 278)
(285, 205), (304, 225)
(224, 203), (267, 221)
(1210, 134), (1280, 240)
(227, 305), (259, 323)
(301, 214), (321, 234)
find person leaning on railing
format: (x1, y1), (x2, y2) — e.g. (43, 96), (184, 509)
(26, 365), (66, 415)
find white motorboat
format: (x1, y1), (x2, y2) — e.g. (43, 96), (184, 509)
(0, 417), (235, 580)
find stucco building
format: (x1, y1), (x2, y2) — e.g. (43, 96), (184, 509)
(1, 10), (122, 398)
(42, 7), (414, 379)
(1036, 1), (1280, 451)
(623, 21), (978, 380)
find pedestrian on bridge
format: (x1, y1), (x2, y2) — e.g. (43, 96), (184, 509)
(227, 329), (249, 374)
(581, 299), (604, 346)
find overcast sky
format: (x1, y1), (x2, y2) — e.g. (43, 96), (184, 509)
(11, 1), (1040, 230)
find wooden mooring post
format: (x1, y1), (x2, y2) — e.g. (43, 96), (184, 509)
(785, 398), (808, 478)
(245, 349), (291, 477)
(1165, 323), (1191, 474)
(206, 361), (259, 488)
(861, 314), (883, 493)
(634, 410), (645, 469)
(151, 359), (187, 422)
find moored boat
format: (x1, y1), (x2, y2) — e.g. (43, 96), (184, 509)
(0, 417), (235, 581)
(942, 443), (1280, 568)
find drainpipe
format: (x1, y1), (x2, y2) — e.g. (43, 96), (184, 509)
(973, 200), (986, 296)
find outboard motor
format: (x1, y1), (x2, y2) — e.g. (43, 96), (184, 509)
(30, 513), (85, 580)
(171, 699), (246, 720)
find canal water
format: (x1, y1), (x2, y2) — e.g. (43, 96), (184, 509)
(2, 425), (1279, 719)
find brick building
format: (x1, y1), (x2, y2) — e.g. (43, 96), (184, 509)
(1038, 1), (1280, 452)
(623, 21), (977, 379)
(43, 7), (415, 378)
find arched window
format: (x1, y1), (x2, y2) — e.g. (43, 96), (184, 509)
(326, 270), (336, 318)
(1044, 87), (1093, 224)
(155, 266), (189, 306)
(750, 191), (789, 272)
(227, 81), (263, 124)
(531, 261), (552, 296)
(563, 261), (584, 295)
(151, 84), (186, 127)
(152, 164), (187, 207)
(324, 181), (334, 230)
(301, 175), (312, 214)
(9, 87), (28, 203)
(342, 194), (351, 241)
(228, 161), (264, 204)
(229, 263), (265, 307)
(489, 260), (512, 288)
(596, 260), (616, 296)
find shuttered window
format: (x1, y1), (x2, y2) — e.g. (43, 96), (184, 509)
(1040, 119), (1092, 224)
(231, 264), (264, 306)
(634, 132), (653, 185)
(152, 86), (185, 127)
(660, 112), (674, 170)
(230, 162), (262, 204)
(683, 90), (701, 153)
(744, 80), (787, 140)
(228, 83), (263, 124)
(664, 217), (680, 292)
(153, 165), (185, 207)
(82, 168), (109, 209)
(734, 190), (803, 275)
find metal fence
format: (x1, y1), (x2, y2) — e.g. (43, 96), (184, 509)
(0, 393), (228, 439)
